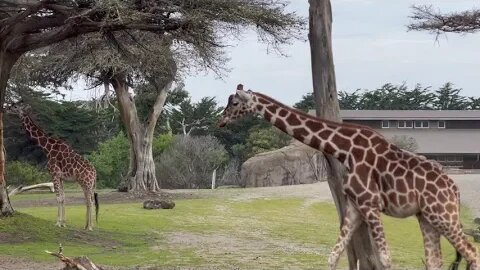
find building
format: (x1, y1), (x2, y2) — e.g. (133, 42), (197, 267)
(340, 110), (480, 169)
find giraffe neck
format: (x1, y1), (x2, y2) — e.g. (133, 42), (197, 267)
(252, 92), (359, 163)
(21, 114), (50, 151)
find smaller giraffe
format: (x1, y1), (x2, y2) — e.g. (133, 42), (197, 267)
(218, 84), (479, 270)
(7, 102), (98, 231)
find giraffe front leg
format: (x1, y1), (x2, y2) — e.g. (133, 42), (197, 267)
(328, 199), (361, 270)
(417, 215), (442, 270)
(359, 206), (391, 269)
(53, 178), (66, 227)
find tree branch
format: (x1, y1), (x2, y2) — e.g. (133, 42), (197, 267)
(146, 80), (172, 136)
(0, 1), (43, 35)
(408, 5), (480, 34)
(7, 18), (189, 53)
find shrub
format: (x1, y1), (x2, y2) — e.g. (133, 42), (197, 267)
(218, 158), (242, 187)
(156, 135), (228, 189)
(245, 127), (291, 158)
(153, 133), (174, 157)
(88, 132), (129, 188)
(6, 161), (50, 186)
(389, 135), (419, 152)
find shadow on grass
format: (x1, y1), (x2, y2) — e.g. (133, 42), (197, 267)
(0, 212), (121, 248)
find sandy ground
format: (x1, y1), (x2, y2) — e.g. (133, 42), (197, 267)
(450, 174), (480, 218)
(2, 174), (480, 270)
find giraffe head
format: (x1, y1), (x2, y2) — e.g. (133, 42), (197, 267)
(5, 101), (30, 116)
(218, 84), (255, 127)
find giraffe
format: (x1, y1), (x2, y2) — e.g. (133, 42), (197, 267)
(218, 84), (479, 270)
(7, 102), (98, 231)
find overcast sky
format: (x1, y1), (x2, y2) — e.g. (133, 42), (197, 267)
(68, 0), (480, 106)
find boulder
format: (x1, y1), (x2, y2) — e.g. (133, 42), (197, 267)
(143, 199), (175, 210)
(240, 141), (326, 187)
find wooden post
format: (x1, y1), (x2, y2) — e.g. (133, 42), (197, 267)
(211, 168), (217, 189)
(308, 0), (383, 269)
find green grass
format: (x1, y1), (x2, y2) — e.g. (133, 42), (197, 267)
(0, 193), (477, 269)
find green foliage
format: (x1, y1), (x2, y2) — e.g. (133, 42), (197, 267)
(434, 82), (468, 110)
(5, 161), (50, 186)
(5, 91), (121, 165)
(167, 97), (223, 136)
(293, 92), (315, 112)
(152, 134), (174, 156)
(245, 127), (291, 158)
(88, 133), (129, 188)
(156, 135), (228, 189)
(296, 82), (477, 111)
(212, 115), (269, 159)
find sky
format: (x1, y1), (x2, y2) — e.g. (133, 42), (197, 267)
(67, 0), (480, 106)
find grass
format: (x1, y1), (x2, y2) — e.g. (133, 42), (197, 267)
(0, 190), (477, 269)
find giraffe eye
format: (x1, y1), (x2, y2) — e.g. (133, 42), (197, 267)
(232, 102), (239, 106)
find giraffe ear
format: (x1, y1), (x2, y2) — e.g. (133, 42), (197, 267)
(236, 89), (250, 102)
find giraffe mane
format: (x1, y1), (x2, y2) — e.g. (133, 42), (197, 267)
(253, 92), (379, 132)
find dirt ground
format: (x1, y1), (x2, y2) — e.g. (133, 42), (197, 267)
(2, 174), (480, 270)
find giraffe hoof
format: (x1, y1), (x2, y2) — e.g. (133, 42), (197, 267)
(55, 221), (66, 227)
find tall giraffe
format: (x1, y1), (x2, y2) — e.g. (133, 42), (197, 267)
(7, 102), (98, 231)
(218, 84), (479, 270)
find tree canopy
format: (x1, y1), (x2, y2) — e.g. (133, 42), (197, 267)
(295, 82), (478, 111)
(408, 5), (480, 34)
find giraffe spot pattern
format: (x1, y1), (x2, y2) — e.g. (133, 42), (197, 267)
(226, 92), (476, 266)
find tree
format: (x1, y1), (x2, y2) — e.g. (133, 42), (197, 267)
(294, 92), (315, 112)
(408, 5), (480, 34)
(338, 90), (361, 110)
(295, 82), (480, 111)
(389, 135), (418, 153)
(245, 127), (291, 158)
(308, 0), (383, 269)
(0, 0), (207, 215)
(2, 1), (304, 196)
(434, 82), (468, 110)
(168, 97), (222, 136)
(156, 135), (228, 189)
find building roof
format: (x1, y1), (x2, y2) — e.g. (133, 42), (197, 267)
(339, 110), (480, 120)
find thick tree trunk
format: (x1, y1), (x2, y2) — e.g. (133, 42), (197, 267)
(111, 73), (170, 192)
(0, 51), (19, 216)
(308, 1), (383, 269)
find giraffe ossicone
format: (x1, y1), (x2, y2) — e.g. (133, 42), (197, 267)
(6, 102), (98, 231)
(218, 84), (479, 270)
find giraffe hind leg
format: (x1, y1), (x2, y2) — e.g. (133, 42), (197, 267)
(328, 199), (361, 270)
(423, 203), (479, 270)
(82, 186), (94, 231)
(417, 215), (443, 270)
(358, 206), (392, 269)
(53, 177), (66, 227)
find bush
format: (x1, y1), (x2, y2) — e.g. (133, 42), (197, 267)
(153, 133), (174, 157)
(389, 135), (419, 152)
(218, 158), (242, 187)
(156, 135), (228, 189)
(88, 132), (129, 188)
(6, 161), (50, 186)
(245, 127), (291, 158)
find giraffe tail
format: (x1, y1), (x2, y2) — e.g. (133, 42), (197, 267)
(448, 250), (462, 270)
(94, 192), (99, 223)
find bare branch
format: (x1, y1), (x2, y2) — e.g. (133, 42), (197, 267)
(408, 5), (480, 34)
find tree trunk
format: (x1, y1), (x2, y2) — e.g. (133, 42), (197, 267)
(308, 1), (383, 269)
(0, 51), (20, 216)
(111, 73), (171, 192)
